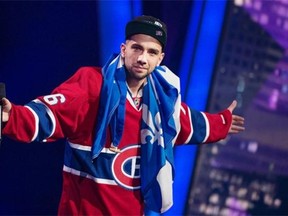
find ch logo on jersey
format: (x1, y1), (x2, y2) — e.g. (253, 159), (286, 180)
(111, 145), (141, 190)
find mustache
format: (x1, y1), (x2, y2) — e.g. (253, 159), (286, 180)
(133, 64), (148, 69)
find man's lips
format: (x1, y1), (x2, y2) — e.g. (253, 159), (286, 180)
(133, 66), (148, 72)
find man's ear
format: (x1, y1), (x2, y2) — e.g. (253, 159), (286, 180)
(120, 43), (126, 58)
(157, 52), (165, 66)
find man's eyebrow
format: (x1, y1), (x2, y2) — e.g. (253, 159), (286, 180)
(148, 48), (160, 54)
(131, 43), (161, 54)
(131, 43), (142, 47)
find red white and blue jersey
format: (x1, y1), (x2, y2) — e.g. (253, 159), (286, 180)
(3, 66), (232, 215)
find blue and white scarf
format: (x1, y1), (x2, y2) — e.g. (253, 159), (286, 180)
(92, 54), (181, 213)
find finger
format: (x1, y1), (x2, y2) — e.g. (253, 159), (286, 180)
(232, 116), (245, 129)
(227, 100), (237, 113)
(2, 98), (12, 112)
(2, 97), (8, 105)
(230, 125), (245, 133)
(232, 114), (244, 121)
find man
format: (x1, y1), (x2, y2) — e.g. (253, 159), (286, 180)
(1, 15), (244, 215)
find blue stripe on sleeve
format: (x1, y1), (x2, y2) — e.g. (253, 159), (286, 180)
(26, 101), (54, 142)
(189, 108), (207, 143)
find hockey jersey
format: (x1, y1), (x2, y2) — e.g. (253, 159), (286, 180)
(3, 66), (232, 215)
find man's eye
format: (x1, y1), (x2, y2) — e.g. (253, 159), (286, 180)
(149, 51), (157, 55)
(132, 46), (141, 50)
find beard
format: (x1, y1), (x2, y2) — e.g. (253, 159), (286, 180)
(124, 65), (150, 81)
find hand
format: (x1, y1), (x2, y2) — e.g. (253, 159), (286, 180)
(227, 100), (245, 134)
(1, 98), (12, 122)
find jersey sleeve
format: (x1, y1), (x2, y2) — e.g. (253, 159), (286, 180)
(3, 66), (102, 143)
(175, 102), (232, 145)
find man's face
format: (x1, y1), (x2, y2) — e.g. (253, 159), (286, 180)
(120, 34), (165, 83)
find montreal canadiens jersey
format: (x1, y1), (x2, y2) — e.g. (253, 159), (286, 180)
(3, 66), (232, 215)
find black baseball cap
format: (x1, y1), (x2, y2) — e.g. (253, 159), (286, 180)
(125, 15), (167, 49)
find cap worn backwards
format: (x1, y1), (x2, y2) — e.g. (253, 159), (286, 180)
(125, 15), (167, 49)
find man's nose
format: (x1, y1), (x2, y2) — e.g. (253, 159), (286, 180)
(137, 52), (148, 64)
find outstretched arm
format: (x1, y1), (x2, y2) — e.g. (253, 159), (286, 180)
(176, 100), (245, 145)
(227, 100), (245, 134)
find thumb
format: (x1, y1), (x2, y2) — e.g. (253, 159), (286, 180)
(227, 100), (237, 113)
(2, 98), (12, 112)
